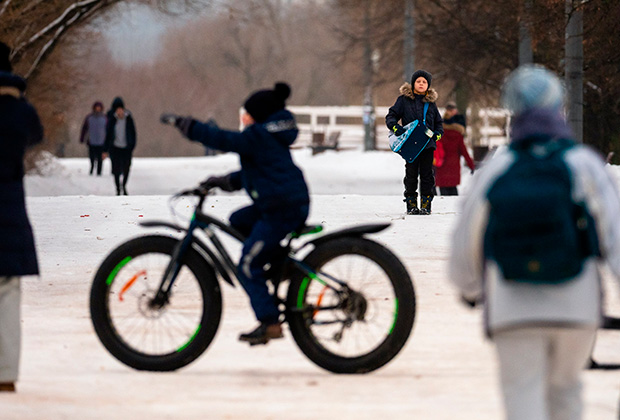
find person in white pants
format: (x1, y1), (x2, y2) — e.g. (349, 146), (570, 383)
(0, 278), (21, 390)
(0, 41), (43, 392)
(450, 65), (620, 420)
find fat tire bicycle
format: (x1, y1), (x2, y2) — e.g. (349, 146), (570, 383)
(90, 186), (416, 374)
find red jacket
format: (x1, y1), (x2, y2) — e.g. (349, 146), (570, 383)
(434, 123), (475, 187)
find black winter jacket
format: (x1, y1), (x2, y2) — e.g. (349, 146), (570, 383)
(188, 109), (310, 212)
(386, 83), (443, 150)
(0, 71), (43, 276)
(104, 111), (137, 152)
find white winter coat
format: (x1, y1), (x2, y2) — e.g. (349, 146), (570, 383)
(450, 143), (620, 337)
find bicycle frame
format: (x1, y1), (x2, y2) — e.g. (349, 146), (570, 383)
(143, 191), (391, 313)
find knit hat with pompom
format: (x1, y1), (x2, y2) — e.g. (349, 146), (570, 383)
(244, 82), (291, 123)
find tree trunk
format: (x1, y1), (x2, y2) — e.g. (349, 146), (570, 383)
(403, 0), (414, 82)
(565, 0), (583, 142)
(362, 0), (376, 151)
(518, 0), (533, 65)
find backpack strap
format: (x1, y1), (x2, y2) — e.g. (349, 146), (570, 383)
(423, 103), (429, 125)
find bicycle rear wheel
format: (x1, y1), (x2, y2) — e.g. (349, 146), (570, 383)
(286, 237), (416, 373)
(90, 235), (222, 371)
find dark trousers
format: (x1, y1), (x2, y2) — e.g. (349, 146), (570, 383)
(229, 203), (309, 324)
(437, 186), (458, 196)
(404, 148), (435, 198)
(88, 145), (104, 175)
(109, 147), (132, 193)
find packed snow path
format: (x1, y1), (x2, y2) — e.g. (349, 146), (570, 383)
(4, 151), (619, 419)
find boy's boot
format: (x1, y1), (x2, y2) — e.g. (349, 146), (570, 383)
(420, 195), (432, 215)
(239, 323), (283, 346)
(404, 195), (419, 215)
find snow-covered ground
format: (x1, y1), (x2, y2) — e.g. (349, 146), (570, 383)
(4, 149), (619, 419)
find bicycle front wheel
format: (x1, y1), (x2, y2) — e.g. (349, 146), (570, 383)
(90, 235), (222, 371)
(286, 237), (416, 374)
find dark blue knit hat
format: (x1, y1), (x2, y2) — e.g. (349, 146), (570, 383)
(244, 82), (291, 123)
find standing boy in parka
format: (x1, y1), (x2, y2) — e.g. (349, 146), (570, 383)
(164, 82), (310, 345)
(386, 70), (443, 214)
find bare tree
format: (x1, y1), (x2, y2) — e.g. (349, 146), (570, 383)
(565, 0), (584, 142)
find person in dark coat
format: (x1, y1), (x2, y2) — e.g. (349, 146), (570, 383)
(80, 101), (107, 176)
(0, 41), (44, 393)
(434, 102), (475, 195)
(386, 69), (443, 214)
(104, 97), (136, 195)
(166, 82), (310, 345)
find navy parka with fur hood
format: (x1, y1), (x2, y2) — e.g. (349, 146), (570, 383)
(385, 83), (443, 150)
(188, 109), (309, 212)
(0, 71), (43, 276)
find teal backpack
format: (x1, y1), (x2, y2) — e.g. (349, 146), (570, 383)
(483, 137), (600, 284)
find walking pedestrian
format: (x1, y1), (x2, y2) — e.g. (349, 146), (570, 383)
(0, 41), (44, 393)
(450, 65), (620, 420)
(80, 101), (107, 176)
(434, 101), (475, 195)
(104, 97), (136, 195)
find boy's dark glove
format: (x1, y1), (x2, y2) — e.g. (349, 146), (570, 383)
(175, 116), (195, 138)
(460, 295), (478, 309)
(433, 133), (442, 142)
(392, 124), (406, 136)
(200, 175), (236, 192)
(160, 113), (195, 137)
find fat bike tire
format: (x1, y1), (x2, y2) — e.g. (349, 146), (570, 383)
(90, 235), (222, 371)
(286, 237), (415, 373)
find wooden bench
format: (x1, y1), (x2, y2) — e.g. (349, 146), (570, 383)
(311, 131), (340, 155)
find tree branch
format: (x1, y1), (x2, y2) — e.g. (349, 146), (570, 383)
(12, 0), (104, 58)
(0, 0), (13, 18)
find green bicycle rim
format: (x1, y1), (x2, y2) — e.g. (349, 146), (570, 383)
(106, 256), (133, 285)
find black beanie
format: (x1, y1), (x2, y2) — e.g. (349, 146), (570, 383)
(0, 41), (12, 72)
(244, 82), (291, 123)
(411, 70), (432, 89)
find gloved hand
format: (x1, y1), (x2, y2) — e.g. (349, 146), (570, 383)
(200, 175), (236, 192)
(159, 113), (179, 125)
(159, 113), (195, 137)
(460, 295), (478, 309)
(392, 124), (406, 136)
(433, 133), (442, 142)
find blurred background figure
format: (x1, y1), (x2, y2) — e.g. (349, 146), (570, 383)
(0, 41), (44, 393)
(450, 65), (620, 420)
(104, 97), (136, 195)
(434, 102), (474, 196)
(79, 101), (107, 176)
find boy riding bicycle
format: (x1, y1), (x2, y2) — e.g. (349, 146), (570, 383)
(163, 82), (310, 345)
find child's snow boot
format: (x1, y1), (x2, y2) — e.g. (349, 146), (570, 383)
(404, 195), (419, 215)
(239, 323), (283, 346)
(420, 195), (432, 215)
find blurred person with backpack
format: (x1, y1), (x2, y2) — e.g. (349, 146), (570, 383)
(434, 101), (475, 196)
(80, 101), (107, 176)
(0, 41), (44, 392)
(386, 70), (443, 214)
(449, 65), (620, 420)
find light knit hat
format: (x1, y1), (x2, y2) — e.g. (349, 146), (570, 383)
(501, 64), (565, 116)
